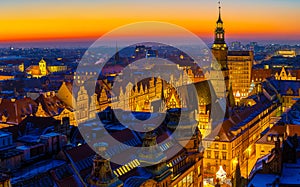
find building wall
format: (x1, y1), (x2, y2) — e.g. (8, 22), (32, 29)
(113, 78), (163, 112)
(275, 67), (296, 81)
(73, 71), (98, 85)
(0, 173), (11, 187)
(276, 50), (296, 58)
(228, 51), (253, 103)
(0, 154), (22, 170)
(0, 132), (13, 149)
(208, 70), (227, 99)
(57, 82), (104, 126)
(54, 108), (76, 126)
(211, 46), (229, 98)
(0, 75), (14, 81)
(203, 102), (281, 179)
(203, 141), (231, 178)
(251, 69), (272, 84)
(282, 95), (300, 112)
(171, 162), (203, 187)
(56, 82), (75, 108)
(255, 143), (275, 160)
(47, 65), (68, 73)
(75, 86), (89, 124)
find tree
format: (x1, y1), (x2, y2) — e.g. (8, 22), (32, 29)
(232, 162), (241, 187)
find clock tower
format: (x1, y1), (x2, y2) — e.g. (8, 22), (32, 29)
(211, 2), (229, 98)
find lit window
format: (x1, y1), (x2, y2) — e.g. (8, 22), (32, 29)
(207, 150), (211, 159)
(222, 152), (227, 160)
(215, 143), (219, 149)
(222, 144), (226, 150)
(215, 151), (219, 159)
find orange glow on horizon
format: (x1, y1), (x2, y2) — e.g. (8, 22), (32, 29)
(0, 1), (299, 43)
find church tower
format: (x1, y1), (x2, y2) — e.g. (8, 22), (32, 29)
(39, 58), (47, 76)
(210, 2), (229, 98)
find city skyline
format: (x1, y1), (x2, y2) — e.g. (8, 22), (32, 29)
(0, 0), (299, 44)
(0, 1), (300, 185)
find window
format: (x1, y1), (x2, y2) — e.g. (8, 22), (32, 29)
(215, 143), (219, 149)
(187, 172), (193, 186)
(207, 163), (211, 170)
(214, 151), (219, 159)
(182, 176), (187, 187)
(207, 142), (211, 148)
(222, 144), (226, 150)
(207, 150), (211, 159)
(222, 152), (227, 160)
(178, 180), (182, 187)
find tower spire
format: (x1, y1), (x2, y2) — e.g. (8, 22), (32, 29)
(213, 0), (226, 45)
(218, 1), (222, 23)
(211, 0), (229, 98)
(217, 1), (223, 24)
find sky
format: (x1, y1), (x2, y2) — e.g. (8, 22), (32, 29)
(0, 0), (299, 44)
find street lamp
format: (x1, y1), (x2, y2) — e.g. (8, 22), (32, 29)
(231, 157), (238, 177)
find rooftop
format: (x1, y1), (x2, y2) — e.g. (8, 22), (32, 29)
(248, 173), (278, 187)
(280, 158), (300, 185)
(228, 50), (253, 56)
(0, 131), (12, 138)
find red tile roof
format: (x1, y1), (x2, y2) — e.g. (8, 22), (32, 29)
(65, 144), (95, 163)
(50, 164), (83, 187)
(257, 125), (300, 144)
(26, 65), (50, 76)
(0, 97), (37, 125)
(35, 92), (67, 117)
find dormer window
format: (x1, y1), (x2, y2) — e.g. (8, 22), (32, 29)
(267, 135), (272, 142)
(287, 88), (294, 95)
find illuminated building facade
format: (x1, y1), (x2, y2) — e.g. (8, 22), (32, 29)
(112, 74), (218, 139)
(113, 78), (163, 112)
(26, 58), (67, 78)
(227, 51), (254, 104)
(26, 58), (49, 78)
(203, 81), (282, 179)
(73, 70), (98, 85)
(0, 74), (14, 81)
(35, 91), (76, 126)
(56, 82), (91, 125)
(210, 4), (229, 98)
(0, 173), (11, 187)
(275, 66), (296, 81)
(67, 108), (204, 187)
(266, 78), (300, 112)
(251, 68), (272, 84)
(276, 50), (296, 58)
(249, 134), (300, 186)
(255, 124), (300, 161)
